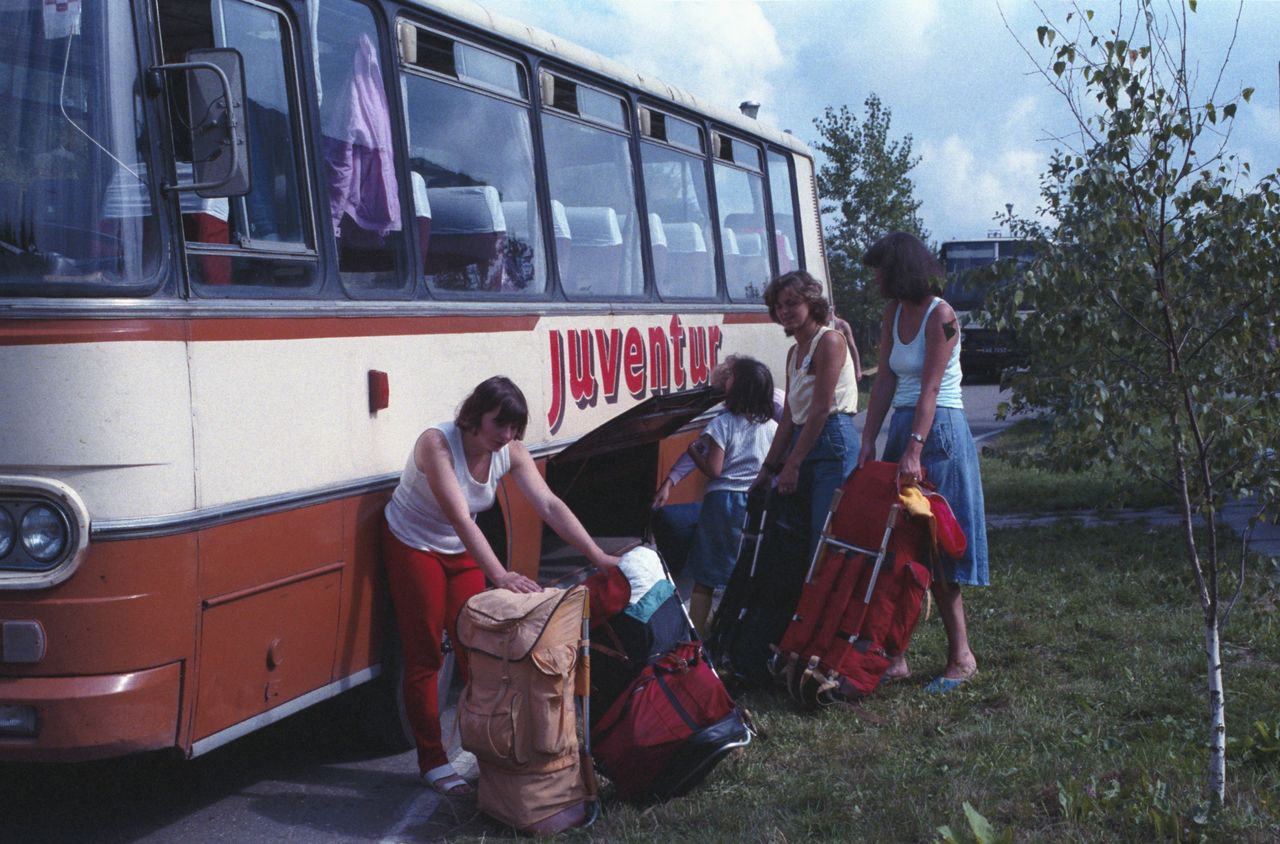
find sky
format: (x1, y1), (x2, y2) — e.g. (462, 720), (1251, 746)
(474, 0), (1280, 244)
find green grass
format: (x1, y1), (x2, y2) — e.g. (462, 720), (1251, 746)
(631, 526), (1278, 841)
(981, 420), (1182, 514)
(438, 430), (1276, 841)
(450, 523), (1280, 842)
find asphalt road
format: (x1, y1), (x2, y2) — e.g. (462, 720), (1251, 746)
(0, 385), (1016, 843)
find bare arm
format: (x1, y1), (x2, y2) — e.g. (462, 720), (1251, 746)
(752, 350), (797, 491)
(858, 303), (900, 467)
(653, 451), (701, 508)
(508, 442), (621, 569)
(835, 317), (863, 382)
(415, 431), (538, 592)
(775, 331), (845, 495)
(895, 300), (959, 487)
(687, 431), (725, 478)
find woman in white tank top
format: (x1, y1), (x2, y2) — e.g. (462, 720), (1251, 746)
(382, 376), (620, 795)
(756, 272), (861, 558)
(858, 232), (989, 695)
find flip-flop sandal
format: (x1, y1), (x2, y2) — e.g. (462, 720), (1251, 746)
(924, 671), (976, 694)
(424, 770), (474, 796)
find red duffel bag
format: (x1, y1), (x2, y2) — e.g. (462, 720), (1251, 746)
(591, 641), (748, 802)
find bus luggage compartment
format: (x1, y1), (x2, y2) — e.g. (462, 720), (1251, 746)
(538, 387), (722, 583)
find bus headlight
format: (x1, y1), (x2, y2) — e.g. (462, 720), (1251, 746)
(20, 505), (68, 563)
(0, 507), (14, 557)
(0, 477), (89, 589)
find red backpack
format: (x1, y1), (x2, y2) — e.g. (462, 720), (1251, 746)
(770, 461), (965, 704)
(591, 640), (747, 802)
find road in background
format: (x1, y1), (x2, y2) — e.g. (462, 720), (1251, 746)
(867, 382), (1017, 456)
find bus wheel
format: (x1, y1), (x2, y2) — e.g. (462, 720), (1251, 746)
(349, 630), (414, 754)
(435, 635), (466, 760)
(350, 627), (466, 757)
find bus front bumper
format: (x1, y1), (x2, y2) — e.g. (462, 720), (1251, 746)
(0, 661), (182, 761)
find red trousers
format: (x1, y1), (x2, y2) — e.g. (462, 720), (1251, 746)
(382, 523), (486, 774)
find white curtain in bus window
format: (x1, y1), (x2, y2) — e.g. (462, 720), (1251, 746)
(0, 1), (159, 294)
(316, 0), (405, 293)
(542, 113), (642, 298)
(640, 143), (716, 300)
(766, 151), (801, 275)
(221, 0), (306, 248)
(401, 75), (543, 294)
(714, 162), (769, 302)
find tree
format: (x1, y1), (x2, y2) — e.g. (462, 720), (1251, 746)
(992, 0), (1280, 807)
(814, 94), (929, 360)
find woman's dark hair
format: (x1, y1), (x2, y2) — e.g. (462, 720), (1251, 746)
(456, 376), (528, 439)
(724, 356), (775, 424)
(763, 270), (830, 332)
(861, 232), (944, 303)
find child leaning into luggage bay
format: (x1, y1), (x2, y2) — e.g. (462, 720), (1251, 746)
(382, 376), (620, 796)
(654, 356), (777, 634)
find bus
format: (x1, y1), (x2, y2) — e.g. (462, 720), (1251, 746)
(938, 237), (1034, 381)
(0, 0), (827, 761)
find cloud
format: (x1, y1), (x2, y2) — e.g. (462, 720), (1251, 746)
(480, 0), (785, 121)
(916, 134), (1045, 240)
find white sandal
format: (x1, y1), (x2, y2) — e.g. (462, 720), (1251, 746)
(423, 764), (474, 797)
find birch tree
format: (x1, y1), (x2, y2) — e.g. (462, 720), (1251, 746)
(992, 0), (1280, 806)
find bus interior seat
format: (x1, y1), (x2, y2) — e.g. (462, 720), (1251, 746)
(731, 230), (769, 293)
(501, 198), (571, 283)
(424, 185), (507, 286)
(663, 221), (712, 297)
(182, 200), (232, 285)
(409, 171), (432, 269)
(614, 211), (663, 296)
(773, 212), (797, 273)
(645, 212), (667, 292)
(561, 205), (622, 296)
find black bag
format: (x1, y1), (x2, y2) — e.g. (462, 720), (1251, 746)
(589, 588), (687, 724)
(707, 487), (811, 687)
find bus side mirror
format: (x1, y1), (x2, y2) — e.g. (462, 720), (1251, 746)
(152, 48), (251, 198)
(185, 48), (250, 198)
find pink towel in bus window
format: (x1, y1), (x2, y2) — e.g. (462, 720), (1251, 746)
(322, 33), (400, 243)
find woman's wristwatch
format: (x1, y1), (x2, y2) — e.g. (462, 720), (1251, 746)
(908, 432), (926, 445)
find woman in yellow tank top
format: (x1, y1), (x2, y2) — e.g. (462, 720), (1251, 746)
(755, 271), (860, 557)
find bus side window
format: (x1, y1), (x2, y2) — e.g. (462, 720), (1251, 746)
(713, 135), (769, 303)
(315, 0), (407, 295)
(640, 143), (717, 300)
(540, 75), (643, 299)
(767, 150), (802, 275)
(398, 25), (545, 297)
(161, 0), (318, 292)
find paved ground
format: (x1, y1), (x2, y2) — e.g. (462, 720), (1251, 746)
(989, 500), (1280, 561)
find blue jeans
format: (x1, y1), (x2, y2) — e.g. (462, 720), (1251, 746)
(789, 413), (858, 562)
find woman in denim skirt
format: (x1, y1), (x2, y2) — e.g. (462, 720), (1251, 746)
(858, 232), (989, 693)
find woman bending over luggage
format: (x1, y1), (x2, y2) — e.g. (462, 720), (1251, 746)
(382, 376), (621, 796)
(657, 356), (778, 634)
(754, 271), (860, 557)
(858, 232), (989, 693)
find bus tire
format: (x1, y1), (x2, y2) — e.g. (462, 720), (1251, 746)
(349, 625), (467, 758)
(349, 628), (414, 754)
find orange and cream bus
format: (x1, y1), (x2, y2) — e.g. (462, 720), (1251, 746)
(0, 0), (828, 761)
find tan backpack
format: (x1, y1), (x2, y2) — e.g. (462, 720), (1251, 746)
(456, 585), (596, 834)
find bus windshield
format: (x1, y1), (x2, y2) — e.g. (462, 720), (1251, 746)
(940, 239), (1033, 311)
(0, 1), (158, 296)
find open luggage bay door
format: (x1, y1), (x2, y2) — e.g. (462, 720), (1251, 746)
(549, 386), (722, 466)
